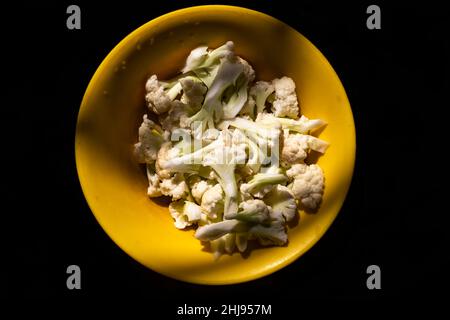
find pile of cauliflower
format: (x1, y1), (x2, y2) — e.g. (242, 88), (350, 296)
(134, 41), (329, 258)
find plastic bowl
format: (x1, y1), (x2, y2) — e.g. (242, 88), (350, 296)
(75, 5), (355, 284)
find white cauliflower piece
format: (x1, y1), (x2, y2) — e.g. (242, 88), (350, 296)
(249, 219), (287, 246)
(239, 184), (254, 201)
(180, 76), (207, 109)
(209, 234), (238, 259)
(201, 184), (224, 219)
(237, 57), (255, 83)
(241, 183), (273, 199)
(281, 130), (309, 164)
(189, 176), (214, 204)
(155, 142), (180, 179)
(220, 57), (256, 120)
(159, 101), (193, 131)
(160, 173), (189, 200)
(282, 131), (329, 165)
(287, 164), (324, 210)
(182, 42), (235, 75)
(146, 164), (162, 197)
(145, 75), (183, 115)
(233, 199), (271, 224)
(135, 41), (332, 257)
(251, 81), (275, 115)
(182, 46), (208, 73)
(195, 219), (246, 241)
(264, 185), (297, 222)
(239, 166), (287, 199)
(256, 113), (327, 134)
(271, 76), (299, 119)
(133, 115), (164, 164)
(169, 200), (203, 229)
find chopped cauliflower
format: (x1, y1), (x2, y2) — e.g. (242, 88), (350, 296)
(159, 101), (193, 131)
(146, 164), (162, 197)
(201, 184), (224, 219)
(287, 164), (324, 210)
(155, 142), (178, 179)
(145, 75), (182, 115)
(160, 173), (189, 200)
(180, 76), (207, 109)
(282, 130), (329, 166)
(281, 130), (309, 164)
(251, 81), (274, 115)
(237, 57), (255, 84)
(169, 200), (203, 229)
(189, 176), (214, 204)
(133, 115), (164, 164)
(134, 41), (330, 257)
(264, 185), (297, 222)
(233, 199), (271, 224)
(249, 219), (287, 246)
(271, 76), (299, 119)
(240, 182), (273, 199)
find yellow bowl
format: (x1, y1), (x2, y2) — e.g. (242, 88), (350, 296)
(75, 5), (355, 284)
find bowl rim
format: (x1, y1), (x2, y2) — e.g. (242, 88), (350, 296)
(75, 4), (356, 285)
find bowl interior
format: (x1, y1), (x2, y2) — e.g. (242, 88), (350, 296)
(76, 5), (355, 284)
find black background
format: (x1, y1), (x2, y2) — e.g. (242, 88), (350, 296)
(6, 0), (449, 307)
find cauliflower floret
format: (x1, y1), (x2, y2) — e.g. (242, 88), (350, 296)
(169, 200), (203, 229)
(182, 46), (208, 73)
(248, 219), (287, 246)
(239, 184), (254, 201)
(160, 173), (189, 200)
(241, 183), (273, 199)
(201, 184), (224, 219)
(155, 142), (179, 179)
(281, 131), (329, 166)
(180, 76), (207, 109)
(256, 113), (327, 134)
(159, 101), (192, 131)
(237, 57), (255, 83)
(133, 115), (164, 164)
(264, 185), (297, 222)
(287, 164), (324, 210)
(250, 81), (275, 115)
(146, 164), (162, 197)
(182, 41), (235, 75)
(240, 166), (287, 199)
(233, 199), (271, 224)
(281, 130), (309, 164)
(220, 57), (256, 120)
(208, 233), (240, 259)
(195, 219), (247, 241)
(239, 81), (275, 119)
(189, 176), (214, 204)
(145, 75), (182, 114)
(271, 76), (299, 119)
